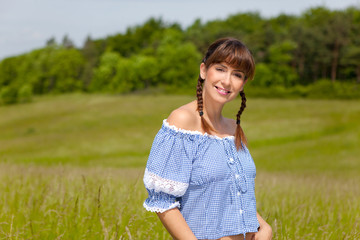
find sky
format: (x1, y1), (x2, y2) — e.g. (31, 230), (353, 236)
(1, 0), (360, 60)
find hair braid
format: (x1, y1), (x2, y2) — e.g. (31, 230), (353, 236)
(235, 90), (247, 150)
(196, 75), (204, 116)
(196, 75), (215, 134)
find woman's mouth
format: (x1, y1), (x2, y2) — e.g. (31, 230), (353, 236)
(215, 86), (231, 95)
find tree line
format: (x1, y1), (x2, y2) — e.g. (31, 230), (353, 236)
(1, 6), (360, 104)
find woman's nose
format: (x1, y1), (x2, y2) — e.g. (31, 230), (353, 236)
(221, 73), (231, 86)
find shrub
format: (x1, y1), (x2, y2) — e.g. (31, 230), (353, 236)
(18, 84), (33, 103)
(0, 86), (18, 105)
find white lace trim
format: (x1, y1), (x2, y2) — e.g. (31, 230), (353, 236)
(144, 169), (189, 196)
(163, 119), (235, 140)
(143, 201), (180, 213)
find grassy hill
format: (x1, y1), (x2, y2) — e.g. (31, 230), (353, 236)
(1, 93), (359, 173)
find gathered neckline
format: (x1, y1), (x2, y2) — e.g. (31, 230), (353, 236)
(163, 119), (235, 140)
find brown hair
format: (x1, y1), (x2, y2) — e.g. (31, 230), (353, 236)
(196, 38), (255, 150)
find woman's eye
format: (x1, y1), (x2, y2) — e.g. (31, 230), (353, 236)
(216, 68), (225, 72)
(235, 74), (244, 79)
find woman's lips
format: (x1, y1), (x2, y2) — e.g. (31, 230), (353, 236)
(215, 86), (231, 95)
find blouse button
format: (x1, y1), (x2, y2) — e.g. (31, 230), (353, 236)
(237, 192), (241, 196)
(239, 209), (243, 214)
(235, 174), (240, 179)
(229, 158), (234, 164)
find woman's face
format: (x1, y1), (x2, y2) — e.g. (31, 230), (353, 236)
(200, 62), (247, 104)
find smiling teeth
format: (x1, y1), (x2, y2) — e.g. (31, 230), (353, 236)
(216, 86), (230, 93)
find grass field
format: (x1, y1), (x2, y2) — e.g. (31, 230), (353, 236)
(0, 93), (359, 239)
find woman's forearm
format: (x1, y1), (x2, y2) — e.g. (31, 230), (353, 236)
(257, 212), (266, 228)
(157, 208), (197, 240)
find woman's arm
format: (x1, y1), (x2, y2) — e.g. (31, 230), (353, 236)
(254, 212), (272, 240)
(157, 208), (197, 240)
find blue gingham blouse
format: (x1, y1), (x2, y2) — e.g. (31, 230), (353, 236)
(143, 119), (260, 239)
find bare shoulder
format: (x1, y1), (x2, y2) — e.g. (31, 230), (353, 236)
(167, 101), (198, 131)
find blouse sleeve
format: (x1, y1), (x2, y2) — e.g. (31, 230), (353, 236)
(143, 124), (195, 213)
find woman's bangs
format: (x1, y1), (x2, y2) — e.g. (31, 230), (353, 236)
(207, 43), (255, 80)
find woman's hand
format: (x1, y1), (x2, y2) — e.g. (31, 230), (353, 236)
(254, 212), (272, 240)
(254, 222), (272, 240)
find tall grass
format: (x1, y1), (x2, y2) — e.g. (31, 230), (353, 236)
(0, 164), (165, 239)
(0, 164), (358, 239)
(0, 94), (359, 239)
(256, 172), (360, 239)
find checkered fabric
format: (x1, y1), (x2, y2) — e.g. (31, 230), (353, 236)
(143, 119), (260, 239)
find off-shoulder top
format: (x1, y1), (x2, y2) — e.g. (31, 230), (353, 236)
(143, 119), (260, 239)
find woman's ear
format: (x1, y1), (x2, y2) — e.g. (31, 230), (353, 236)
(200, 63), (207, 80)
(239, 80), (247, 92)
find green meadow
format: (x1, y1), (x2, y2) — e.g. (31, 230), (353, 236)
(0, 94), (359, 239)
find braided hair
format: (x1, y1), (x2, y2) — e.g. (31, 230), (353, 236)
(196, 75), (215, 134)
(196, 38), (255, 150)
(235, 90), (247, 148)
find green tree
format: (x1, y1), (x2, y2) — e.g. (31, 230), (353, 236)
(301, 7), (333, 81)
(225, 12), (267, 57)
(299, 7), (352, 82)
(132, 55), (159, 89)
(342, 7), (360, 83)
(1, 7), (360, 101)
(62, 35), (75, 49)
(47, 48), (85, 92)
(90, 51), (121, 92)
(157, 29), (201, 88)
(46, 36), (57, 47)
(18, 84), (33, 103)
(106, 18), (172, 57)
(0, 56), (19, 87)
(0, 85), (18, 104)
(109, 57), (135, 93)
(342, 45), (360, 83)
(252, 63), (273, 87)
(81, 35), (101, 90)
(328, 11), (351, 81)
(267, 40), (298, 86)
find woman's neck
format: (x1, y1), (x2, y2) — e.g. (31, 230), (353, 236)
(202, 96), (226, 131)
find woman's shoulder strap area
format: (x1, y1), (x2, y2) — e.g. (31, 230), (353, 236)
(167, 106), (198, 132)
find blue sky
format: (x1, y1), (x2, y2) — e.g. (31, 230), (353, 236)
(1, 0), (359, 60)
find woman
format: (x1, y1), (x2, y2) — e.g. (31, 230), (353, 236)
(143, 38), (272, 240)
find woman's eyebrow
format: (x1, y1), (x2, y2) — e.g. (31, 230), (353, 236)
(217, 63), (227, 68)
(217, 63), (244, 73)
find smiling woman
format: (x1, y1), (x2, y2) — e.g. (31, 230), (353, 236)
(197, 39), (254, 149)
(142, 38), (272, 240)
